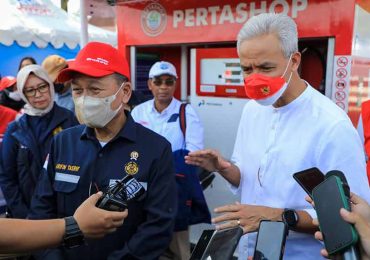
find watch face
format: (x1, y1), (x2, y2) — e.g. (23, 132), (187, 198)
(284, 210), (297, 227)
(65, 235), (84, 248)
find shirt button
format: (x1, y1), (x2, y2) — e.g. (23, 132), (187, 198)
(98, 153), (103, 158)
(272, 125), (275, 130)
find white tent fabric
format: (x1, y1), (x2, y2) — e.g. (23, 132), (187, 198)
(0, 0), (117, 49)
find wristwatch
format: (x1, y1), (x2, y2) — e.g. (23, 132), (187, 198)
(282, 208), (299, 229)
(63, 216), (85, 249)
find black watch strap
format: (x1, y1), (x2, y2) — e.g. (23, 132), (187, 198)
(63, 216), (85, 249)
(282, 208), (299, 229)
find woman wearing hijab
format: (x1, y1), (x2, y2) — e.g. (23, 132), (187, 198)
(0, 65), (78, 218)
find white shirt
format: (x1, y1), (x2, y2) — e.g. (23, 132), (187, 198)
(231, 85), (370, 260)
(131, 98), (204, 152)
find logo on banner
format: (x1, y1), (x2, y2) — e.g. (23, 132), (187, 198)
(141, 2), (167, 37)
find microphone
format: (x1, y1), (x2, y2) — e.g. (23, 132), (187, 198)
(96, 175), (146, 211)
(325, 170), (360, 260)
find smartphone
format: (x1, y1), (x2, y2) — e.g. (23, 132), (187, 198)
(293, 167), (325, 198)
(190, 230), (215, 260)
(253, 220), (288, 260)
(190, 227), (243, 260)
(312, 175), (358, 255)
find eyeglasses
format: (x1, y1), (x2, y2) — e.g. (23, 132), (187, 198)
(23, 83), (50, 97)
(152, 78), (176, 87)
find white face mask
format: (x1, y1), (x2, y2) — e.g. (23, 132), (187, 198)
(74, 83), (124, 128)
(8, 91), (22, 101)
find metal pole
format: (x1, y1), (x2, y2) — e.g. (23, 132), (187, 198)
(79, 0), (88, 48)
(181, 45), (188, 101)
(130, 46), (136, 90)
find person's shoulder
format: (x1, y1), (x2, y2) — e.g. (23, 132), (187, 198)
(131, 99), (153, 119)
(132, 99), (152, 112)
(4, 119), (18, 133)
(309, 86), (349, 123)
(55, 124), (85, 141)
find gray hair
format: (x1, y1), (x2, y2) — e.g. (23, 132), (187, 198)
(237, 13), (298, 58)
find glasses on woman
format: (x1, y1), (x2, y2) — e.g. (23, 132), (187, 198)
(152, 78), (176, 87)
(23, 83), (50, 97)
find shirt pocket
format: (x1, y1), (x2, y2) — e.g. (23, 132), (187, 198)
(53, 172), (80, 216)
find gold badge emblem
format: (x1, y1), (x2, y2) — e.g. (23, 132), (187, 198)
(52, 126), (63, 136)
(261, 86), (270, 95)
(130, 151), (139, 161)
(125, 161), (139, 175)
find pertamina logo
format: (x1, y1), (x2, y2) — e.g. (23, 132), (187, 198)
(141, 2), (167, 37)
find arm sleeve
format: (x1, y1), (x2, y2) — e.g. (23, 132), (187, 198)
(28, 140), (63, 260)
(28, 141), (57, 220)
(0, 127), (28, 218)
(316, 119), (370, 203)
(185, 105), (204, 152)
(229, 105), (248, 194)
(108, 143), (177, 260)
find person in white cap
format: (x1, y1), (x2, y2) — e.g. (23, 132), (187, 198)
(131, 61), (209, 260)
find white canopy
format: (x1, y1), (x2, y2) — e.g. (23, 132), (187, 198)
(0, 0), (117, 49)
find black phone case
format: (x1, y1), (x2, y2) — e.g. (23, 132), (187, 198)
(293, 167), (325, 197)
(190, 227), (243, 260)
(253, 220), (288, 260)
(312, 176), (358, 255)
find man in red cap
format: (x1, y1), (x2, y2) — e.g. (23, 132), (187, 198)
(29, 42), (177, 260)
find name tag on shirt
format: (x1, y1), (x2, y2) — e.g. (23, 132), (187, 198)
(55, 172), (80, 184)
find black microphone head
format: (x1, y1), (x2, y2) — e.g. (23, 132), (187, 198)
(326, 170), (350, 196)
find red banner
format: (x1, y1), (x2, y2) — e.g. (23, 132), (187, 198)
(117, 0), (356, 54)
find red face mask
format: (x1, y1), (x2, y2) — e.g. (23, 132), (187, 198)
(244, 74), (286, 100)
(243, 55), (293, 106)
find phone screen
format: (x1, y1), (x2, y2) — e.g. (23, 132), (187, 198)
(206, 227), (243, 259)
(293, 167), (325, 197)
(253, 221), (287, 260)
(312, 176), (358, 254)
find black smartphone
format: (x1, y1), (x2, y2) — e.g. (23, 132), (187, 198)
(293, 167), (325, 198)
(190, 227), (243, 260)
(312, 175), (358, 255)
(253, 220), (288, 260)
(190, 230), (215, 260)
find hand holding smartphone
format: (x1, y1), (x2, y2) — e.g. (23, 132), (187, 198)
(253, 220), (288, 260)
(312, 175), (358, 255)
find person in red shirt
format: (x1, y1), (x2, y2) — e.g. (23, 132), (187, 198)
(0, 105), (17, 141)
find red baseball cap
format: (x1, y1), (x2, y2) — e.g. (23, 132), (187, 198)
(0, 76), (16, 91)
(58, 42), (130, 82)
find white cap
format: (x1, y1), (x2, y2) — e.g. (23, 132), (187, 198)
(149, 61), (178, 79)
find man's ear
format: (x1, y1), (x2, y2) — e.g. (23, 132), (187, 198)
(121, 82), (132, 104)
(291, 52), (301, 71)
(147, 79), (154, 91)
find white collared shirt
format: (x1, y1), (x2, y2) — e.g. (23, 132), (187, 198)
(232, 85), (370, 260)
(131, 98), (204, 152)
